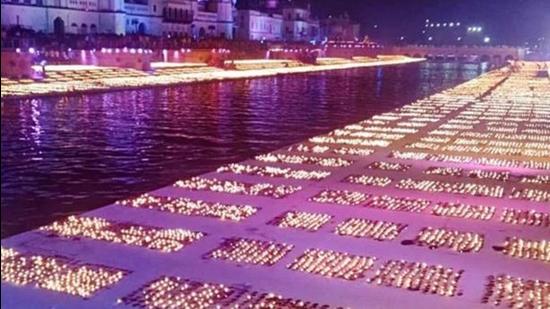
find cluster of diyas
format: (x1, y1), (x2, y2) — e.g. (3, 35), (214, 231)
(396, 121), (428, 129)
(439, 123), (474, 131)
(269, 211), (332, 232)
(520, 175), (550, 185)
(1, 247), (126, 298)
(500, 208), (550, 228)
(309, 136), (392, 148)
(174, 177), (301, 199)
(390, 151), (550, 170)
(390, 150), (430, 161)
(208, 238), (293, 266)
(287, 143), (330, 154)
(116, 193), (258, 222)
(120, 276), (330, 309)
(396, 178), (505, 198)
(431, 202), (495, 220)
(414, 227), (484, 253)
(120, 276), (232, 309)
(482, 275), (550, 308)
(445, 143), (550, 158)
(406, 141), (442, 151)
(5, 59), (424, 98)
(334, 218), (407, 241)
(310, 189), (370, 206)
(255, 153), (353, 168)
(1, 65), (223, 98)
(367, 161), (411, 172)
(287, 143), (376, 157)
(509, 187), (550, 203)
(365, 195), (430, 213)
(287, 249), (377, 281)
(368, 260), (464, 297)
(418, 136), (452, 144)
(329, 129), (405, 141)
(345, 175), (393, 187)
(424, 166), (463, 177)
(346, 122), (419, 134)
(216, 163), (331, 181)
(499, 237), (549, 263)
(39, 216), (204, 253)
(332, 146), (376, 156)
(467, 169), (510, 182)
(256, 153), (353, 167)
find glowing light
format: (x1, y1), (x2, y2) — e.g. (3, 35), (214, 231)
(335, 218), (407, 241)
(209, 238), (293, 266)
(270, 211), (332, 231)
(39, 216), (204, 253)
(368, 260), (464, 297)
(482, 275), (550, 308)
(116, 193), (258, 222)
(287, 249), (377, 280)
(1, 247), (126, 298)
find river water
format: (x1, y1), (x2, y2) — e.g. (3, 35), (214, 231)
(1, 61), (487, 238)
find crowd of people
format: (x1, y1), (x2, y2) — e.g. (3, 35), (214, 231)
(1, 25), (312, 52)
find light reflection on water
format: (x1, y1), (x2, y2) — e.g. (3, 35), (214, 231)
(1, 62), (485, 238)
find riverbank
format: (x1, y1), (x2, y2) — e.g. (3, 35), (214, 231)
(0, 56), (424, 100)
(2, 62), (549, 308)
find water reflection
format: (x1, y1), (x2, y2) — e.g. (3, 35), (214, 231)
(1, 62), (486, 238)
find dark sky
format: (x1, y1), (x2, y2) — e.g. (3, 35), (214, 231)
(310, 0), (550, 45)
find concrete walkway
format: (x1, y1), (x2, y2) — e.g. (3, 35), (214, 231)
(2, 63), (549, 309)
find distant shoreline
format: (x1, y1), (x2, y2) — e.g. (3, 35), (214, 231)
(1, 57), (425, 100)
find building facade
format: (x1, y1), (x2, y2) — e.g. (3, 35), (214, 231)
(1, 0), (324, 42)
(1, 0), (234, 38)
(281, 3), (318, 42)
(235, 0), (318, 42)
(236, 9), (282, 41)
(320, 14), (360, 41)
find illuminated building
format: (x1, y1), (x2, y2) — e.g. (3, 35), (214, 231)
(0, 0), (235, 38)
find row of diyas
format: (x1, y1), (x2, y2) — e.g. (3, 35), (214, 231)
(39, 216), (204, 253)
(120, 276), (330, 309)
(1, 247), (126, 298)
(174, 177), (302, 199)
(414, 227), (484, 253)
(269, 211), (332, 232)
(217, 163), (331, 181)
(482, 275), (550, 308)
(120, 191), (547, 228)
(256, 153), (353, 168)
(208, 238), (293, 266)
(334, 218), (407, 241)
(1, 57), (423, 98)
(116, 193), (258, 222)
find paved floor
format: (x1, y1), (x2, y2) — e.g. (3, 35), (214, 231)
(2, 63), (549, 309)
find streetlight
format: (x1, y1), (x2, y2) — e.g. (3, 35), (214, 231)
(484, 37), (491, 43)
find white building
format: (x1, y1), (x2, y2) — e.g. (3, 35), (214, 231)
(282, 3), (318, 42)
(1, 0), (234, 38)
(1, 0), (323, 41)
(236, 10), (282, 41)
(320, 14), (360, 41)
(235, 0), (318, 42)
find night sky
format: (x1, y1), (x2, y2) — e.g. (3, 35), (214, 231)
(309, 0), (550, 45)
